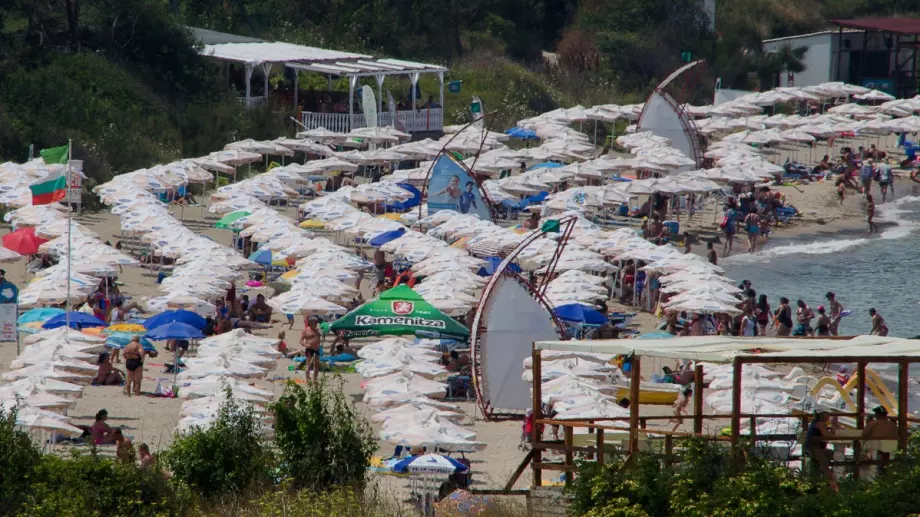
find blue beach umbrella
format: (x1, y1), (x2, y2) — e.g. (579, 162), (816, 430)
(528, 161), (563, 170)
(476, 256), (522, 277)
(105, 332), (157, 352)
(145, 322), (205, 341)
(553, 303), (608, 325)
(248, 248), (288, 267)
(505, 127), (538, 140)
(370, 227), (407, 247)
(393, 453), (469, 475)
(42, 312), (107, 329)
(17, 307), (65, 325)
(143, 309), (207, 330)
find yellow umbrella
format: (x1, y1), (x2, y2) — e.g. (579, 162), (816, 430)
(299, 219), (325, 229)
(376, 213), (405, 222)
(106, 323), (146, 333)
(450, 237), (469, 249)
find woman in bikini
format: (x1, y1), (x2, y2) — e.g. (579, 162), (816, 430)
(743, 211), (760, 253)
(123, 336), (152, 396)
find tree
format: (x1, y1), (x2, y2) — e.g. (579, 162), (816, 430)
(270, 377), (376, 491)
(162, 393), (273, 497)
(0, 408), (41, 515)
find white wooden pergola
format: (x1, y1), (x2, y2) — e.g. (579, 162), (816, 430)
(202, 41), (448, 132)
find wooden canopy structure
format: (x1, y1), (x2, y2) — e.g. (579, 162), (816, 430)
(525, 335), (920, 487)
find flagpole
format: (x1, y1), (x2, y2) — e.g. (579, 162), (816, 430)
(65, 140), (73, 330)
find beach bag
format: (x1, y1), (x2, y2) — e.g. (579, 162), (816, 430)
(719, 215), (728, 229)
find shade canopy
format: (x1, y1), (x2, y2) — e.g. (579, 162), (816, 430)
(145, 322), (205, 341)
(330, 285), (470, 340)
(42, 312), (107, 329)
(143, 310), (208, 330)
(553, 303), (608, 325)
(3, 227), (48, 255)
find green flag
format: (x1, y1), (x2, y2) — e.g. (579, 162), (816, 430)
(330, 285), (470, 341)
(39, 144), (69, 165)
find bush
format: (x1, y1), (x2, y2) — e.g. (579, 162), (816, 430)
(162, 393), (273, 498)
(270, 377), (376, 491)
(0, 408), (41, 515)
(18, 452), (184, 517)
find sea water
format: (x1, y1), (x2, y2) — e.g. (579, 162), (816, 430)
(721, 196), (920, 338)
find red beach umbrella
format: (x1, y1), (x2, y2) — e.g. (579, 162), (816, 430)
(2, 227), (48, 255)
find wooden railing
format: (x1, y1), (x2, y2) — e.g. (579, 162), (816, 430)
(524, 413), (910, 489)
(301, 108), (444, 133)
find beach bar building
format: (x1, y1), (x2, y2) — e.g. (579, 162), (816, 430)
(194, 28), (448, 133)
(518, 335), (920, 489)
(762, 17), (920, 98)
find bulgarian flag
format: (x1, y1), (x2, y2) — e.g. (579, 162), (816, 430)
(31, 144), (70, 205)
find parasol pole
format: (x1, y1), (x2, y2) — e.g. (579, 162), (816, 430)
(65, 139), (73, 330)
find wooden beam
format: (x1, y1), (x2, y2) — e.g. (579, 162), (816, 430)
(629, 355), (641, 453)
(693, 364), (704, 435)
(899, 360), (909, 451)
(503, 449), (534, 493)
(564, 426), (574, 488)
(730, 356), (743, 454)
(532, 463), (578, 472)
(740, 355), (920, 364)
(596, 429), (605, 465)
(855, 360), (866, 477)
(532, 345), (542, 487)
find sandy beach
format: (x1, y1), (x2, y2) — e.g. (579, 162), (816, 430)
(0, 167), (904, 496)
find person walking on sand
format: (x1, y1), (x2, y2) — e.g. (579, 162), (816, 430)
(721, 200), (739, 255)
(743, 211), (760, 253)
(123, 336), (151, 397)
(794, 299), (815, 336)
(755, 294), (771, 336)
(877, 160), (893, 202)
(300, 316), (322, 383)
(773, 297), (793, 337)
(866, 194), (879, 233)
(869, 308), (889, 336)
(859, 159), (875, 194)
(826, 292), (844, 336)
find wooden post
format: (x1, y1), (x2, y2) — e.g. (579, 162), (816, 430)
(899, 360), (909, 451)
(855, 360), (866, 476)
(693, 364), (704, 435)
(596, 429), (605, 465)
(730, 357), (742, 454)
(664, 435), (674, 467)
(532, 345), (542, 487)
(629, 355), (642, 453)
(564, 426), (574, 488)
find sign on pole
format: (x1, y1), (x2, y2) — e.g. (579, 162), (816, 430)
(0, 304), (17, 342)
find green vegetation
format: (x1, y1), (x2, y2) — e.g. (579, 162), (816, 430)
(271, 376), (377, 491)
(2, 0), (918, 187)
(162, 393), (274, 497)
(570, 438), (920, 517)
(0, 378), (380, 516)
(0, 0), (285, 188)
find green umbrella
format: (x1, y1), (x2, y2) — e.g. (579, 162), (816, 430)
(214, 210), (251, 230)
(330, 285), (469, 341)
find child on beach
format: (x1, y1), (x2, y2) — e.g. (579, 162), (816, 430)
(866, 194), (879, 233)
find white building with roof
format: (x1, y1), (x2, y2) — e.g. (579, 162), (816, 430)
(193, 27), (448, 133)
